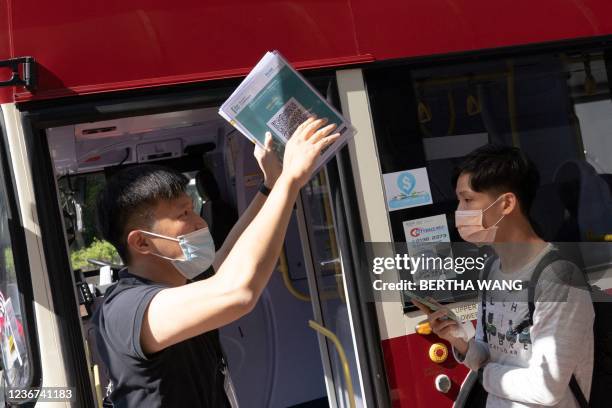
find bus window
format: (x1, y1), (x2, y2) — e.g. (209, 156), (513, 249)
(572, 52), (612, 178)
(58, 172), (122, 276)
(575, 100), (612, 174)
(0, 111), (36, 392)
(364, 50), (612, 312)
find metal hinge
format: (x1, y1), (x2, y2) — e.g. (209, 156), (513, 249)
(0, 57), (36, 90)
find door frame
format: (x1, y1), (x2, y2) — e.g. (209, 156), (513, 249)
(17, 71), (384, 406)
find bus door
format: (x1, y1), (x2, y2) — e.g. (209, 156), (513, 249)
(6, 72), (385, 407)
(214, 115), (370, 407)
(221, 75), (385, 408)
(336, 46), (612, 407)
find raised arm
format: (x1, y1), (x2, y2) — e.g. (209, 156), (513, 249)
(212, 132), (282, 271)
(141, 118), (339, 354)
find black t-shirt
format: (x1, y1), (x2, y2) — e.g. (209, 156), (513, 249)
(92, 269), (231, 408)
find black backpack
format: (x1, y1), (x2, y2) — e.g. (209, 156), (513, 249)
(471, 250), (612, 407)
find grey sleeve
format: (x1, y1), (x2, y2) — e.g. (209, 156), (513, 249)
(102, 285), (166, 360)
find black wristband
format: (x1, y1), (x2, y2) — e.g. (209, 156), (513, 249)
(259, 183), (271, 197)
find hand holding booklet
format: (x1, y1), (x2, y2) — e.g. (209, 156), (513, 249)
(407, 292), (461, 322)
(219, 51), (356, 172)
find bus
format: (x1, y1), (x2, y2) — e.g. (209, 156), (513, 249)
(1, 1), (612, 406)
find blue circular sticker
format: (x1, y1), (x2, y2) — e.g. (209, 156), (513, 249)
(397, 172), (416, 195)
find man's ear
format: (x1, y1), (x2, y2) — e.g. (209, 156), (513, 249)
(127, 230), (152, 256)
(501, 192), (517, 215)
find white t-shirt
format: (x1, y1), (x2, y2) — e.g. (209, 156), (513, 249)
(454, 244), (594, 407)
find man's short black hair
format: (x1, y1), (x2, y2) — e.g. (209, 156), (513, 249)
(453, 144), (540, 216)
(96, 164), (189, 264)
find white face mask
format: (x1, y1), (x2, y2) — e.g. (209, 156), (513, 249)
(141, 227), (216, 280)
(455, 195), (505, 243)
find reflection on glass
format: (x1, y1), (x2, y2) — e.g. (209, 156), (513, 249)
(0, 173), (30, 388)
(368, 51), (612, 314)
(301, 171), (362, 407)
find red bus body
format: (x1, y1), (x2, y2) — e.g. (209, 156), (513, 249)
(2, 0), (612, 103)
(1, 2), (611, 407)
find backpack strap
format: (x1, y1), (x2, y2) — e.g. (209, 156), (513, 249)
(526, 250), (563, 325)
(569, 374), (589, 408)
(526, 249), (590, 407)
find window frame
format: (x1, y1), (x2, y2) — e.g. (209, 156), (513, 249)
(363, 46), (612, 314)
(0, 106), (43, 402)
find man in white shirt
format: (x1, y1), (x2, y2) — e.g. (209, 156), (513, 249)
(414, 144), (594, 407)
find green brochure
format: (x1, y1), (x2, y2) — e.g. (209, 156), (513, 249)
(219, 51), (355, 171)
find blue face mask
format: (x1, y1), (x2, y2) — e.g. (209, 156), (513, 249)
(141, 227), (216, 280)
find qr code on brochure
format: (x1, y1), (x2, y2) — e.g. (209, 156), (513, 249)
(267, 97), (311, 141)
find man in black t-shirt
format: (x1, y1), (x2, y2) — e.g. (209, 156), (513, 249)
(93, 118), (340, 407)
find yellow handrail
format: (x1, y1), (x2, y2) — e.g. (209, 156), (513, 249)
(308, 320), (356, 408)
(279, 246), (311, 302)
(586, 232), (612, 242)
(84, 338), (103, 407)
(93, 364), (103, 407)
(279, 246), (340, 302)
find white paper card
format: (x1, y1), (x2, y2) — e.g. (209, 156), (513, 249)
(403, 214), (450, 244)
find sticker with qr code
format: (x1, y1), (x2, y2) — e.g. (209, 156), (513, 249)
(266, 97), (311, 142)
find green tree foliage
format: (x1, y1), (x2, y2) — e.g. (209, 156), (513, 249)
(70, 239), (121, 271)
